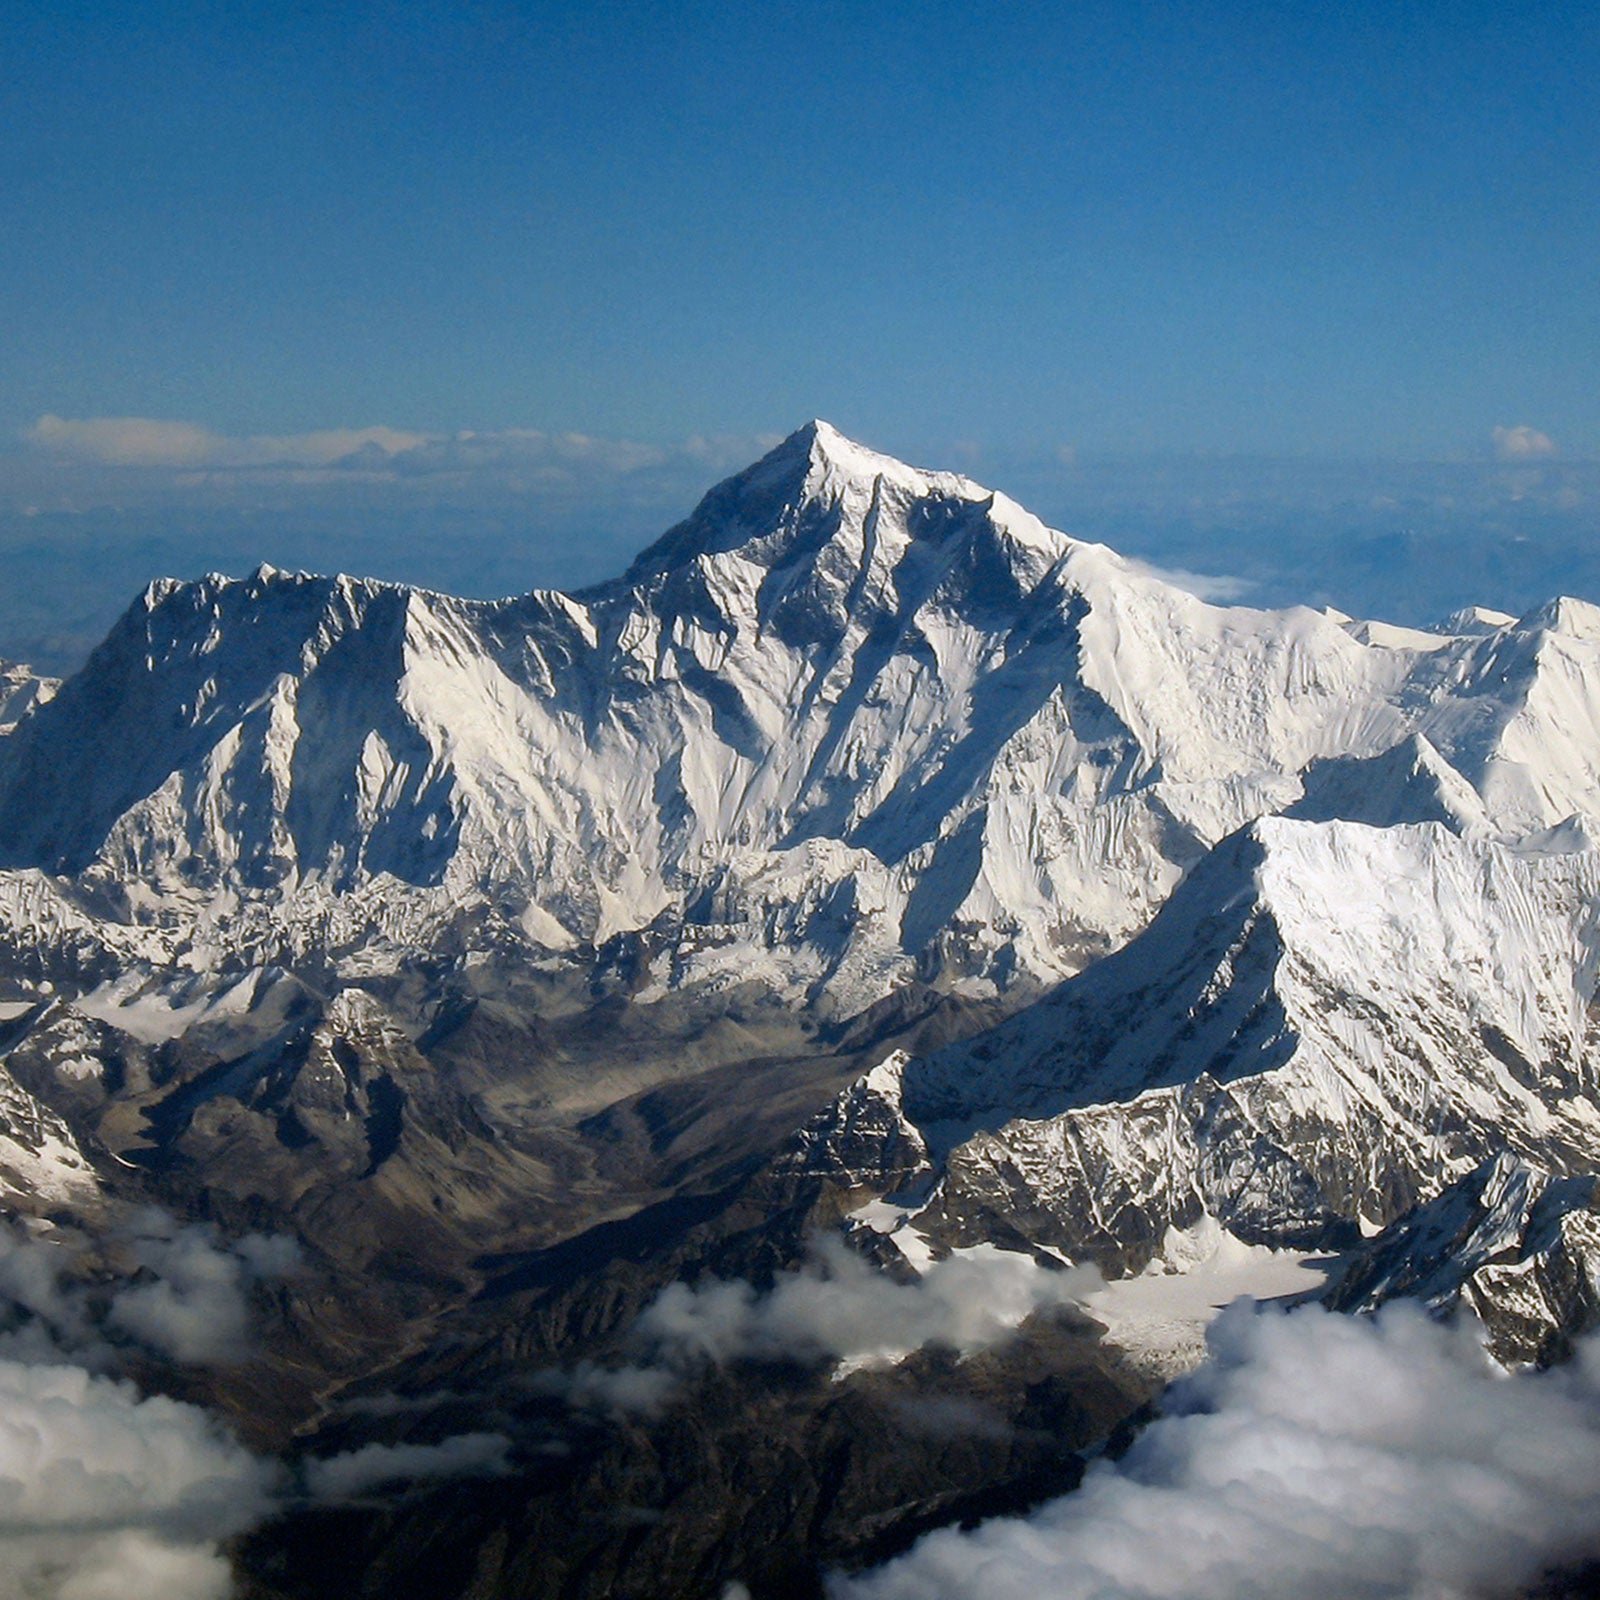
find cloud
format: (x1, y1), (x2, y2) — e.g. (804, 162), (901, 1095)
(1124, 558), (1255, 604)
(1493, 423), (1557, 461)
(536, 1359), (681, 1415)
(544, 1239), (1094, 1414)
(26, 416), (223, 468)
(302, 1432), (513, 1501)
(0, 1358), (277, 1600)
(106, 1210), (302, 1367)
(0, 1209), (300, 1369)
(21, 414), (781, 484)
(834, 1300), (1600, 1600)
(26, 415), (429, 470)
(640, 1239), (1090, 1368)
(0, 1211), (306, 1594)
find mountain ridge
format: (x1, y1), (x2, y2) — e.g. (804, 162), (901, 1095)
(3, 422), (1594, 1030)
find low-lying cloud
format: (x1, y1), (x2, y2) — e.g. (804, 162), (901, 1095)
(1493, 423), (1558, 461)
(0, 1204), (516, 1590)
(1124, 558), (1255, 604)
(26, 415), (430, 470)
(107, 1210), (302, 1367)
(0, 1211), (304, 1597)
(835, 1299), (1600, 1600)
(0, 1208), (301, 1368)
(0, 1358), (277, 1599)
(303, 1432), (513, 1501)
(546, 1238), (1094, 1413)
(21, 412), (778, 483)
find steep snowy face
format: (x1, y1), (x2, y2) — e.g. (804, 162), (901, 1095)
(800, 817), (1600, 1275)
(1405, 595), (1600, 834)
(0, 422), (1594, 1017)
(0, 570), (468, 891)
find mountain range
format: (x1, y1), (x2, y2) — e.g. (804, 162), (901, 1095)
(0, 423), (1598, 1597)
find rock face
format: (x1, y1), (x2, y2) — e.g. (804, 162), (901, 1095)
(1330, 1154), (1600, 1366)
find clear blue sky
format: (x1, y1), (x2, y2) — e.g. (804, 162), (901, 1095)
(5, 0), (1597, 459)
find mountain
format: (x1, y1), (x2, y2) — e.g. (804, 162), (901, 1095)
(7, 420), (1599, 1034)
(0, 425), (1597, 1596)
(792, 814), (1600, 1284)
(1329, 1152), (1600, 1365)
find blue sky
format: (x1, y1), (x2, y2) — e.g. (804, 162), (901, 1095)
(2, 2), (1599, 667)
(7, 0), (1597, 454)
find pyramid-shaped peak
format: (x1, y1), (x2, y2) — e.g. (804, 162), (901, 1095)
(1517, 595), (1600, 642)
(622, 422), (1037, 585)
(776, 419), (986, 498)
(686, 420), (1018, 516)
(1286, 733), (1488, 835)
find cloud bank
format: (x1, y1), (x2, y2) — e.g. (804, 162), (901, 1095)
(548, 1239), (1094, 1413)
(26, 415), (430, 470)
(21, 413), (778, 483)
(836, 1300), (1600, 1600)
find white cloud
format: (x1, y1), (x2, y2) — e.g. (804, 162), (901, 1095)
(1125, 558), (1255, 604)
(0, 1212), (306, 1594)
(21, 414), (782, 483)
(107, 1211), (301, 1367)
(0, 1210), (300, 1369)
(640, 1239), (1091, 1368)
(835, 1300), (1600, 1600)
(25, 415), (429, 470)
(0, 1358), (277, 1600)
(303, 1432), (512, 1500)
(534, 1359), (681, 1415)
(1493, 423), (1557, 461)
(545, 1239), (1095, 1414)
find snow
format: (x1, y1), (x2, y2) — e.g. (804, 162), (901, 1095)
(1, 421), (1600, 1137)
(74, 969), (267, 1045)
(1083, 1220), (1334, 1379)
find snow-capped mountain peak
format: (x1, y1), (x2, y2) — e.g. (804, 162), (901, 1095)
(1, 424), (1599, 1029)
(619, 419), (1071, 603)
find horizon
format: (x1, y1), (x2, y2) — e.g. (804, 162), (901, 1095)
(5, 3), (1598, 667)
(2, 414), (1597, 676)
